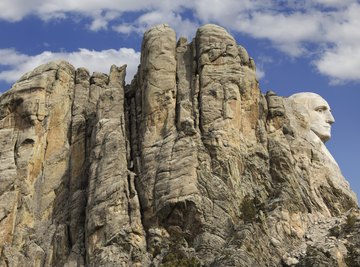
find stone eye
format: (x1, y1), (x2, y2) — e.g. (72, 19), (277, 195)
(315, 106), (326, 113)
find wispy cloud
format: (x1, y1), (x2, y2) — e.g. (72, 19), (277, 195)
(1, 0), (360, 84)
(315, 45), (360, 85)
(113, 11), (198, 39)
(255, 55), (274, 80)
(0, 48), (140, 84)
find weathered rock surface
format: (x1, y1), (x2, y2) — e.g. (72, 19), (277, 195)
(0, 24), (359, 266)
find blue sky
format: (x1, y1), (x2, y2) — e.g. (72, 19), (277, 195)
(0, 0), (359, 199)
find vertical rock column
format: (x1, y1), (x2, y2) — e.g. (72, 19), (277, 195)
(66, 67), (91, 266)
(130, 24), (178, 224)
(195, 24), (260, 192)
(127, 24), (203, 263)
(0, 61), (76, 266)
(188, 24), (264, 264)
(85, 65), (148, 266)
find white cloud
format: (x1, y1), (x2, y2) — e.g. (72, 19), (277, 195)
(1, 0), (360, 83)
(0, 48), (140, 84)
(0, 0), (189, 22)
(315, 45), (360, 84)
(112, 24), (137, 35)
(256, 68), (265, 80)
(323, 4), (360, 45)
(0, 49), (29, 65)
(234, 11), (324, 56)
(0, 0), (40, 21)
(87, 10), (122, 31)
(113, 10), (198, 39)
(88, 17), (108, 31)
(255, 55), (273, 81)
(312, 0), (357, 7)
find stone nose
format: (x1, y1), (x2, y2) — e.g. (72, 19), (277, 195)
(326, 112), (335, 125)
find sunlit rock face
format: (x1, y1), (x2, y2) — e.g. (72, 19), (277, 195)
(285, 92), (357, 215)
(0, 24), (359, 267)
(288, 92), (335, 143)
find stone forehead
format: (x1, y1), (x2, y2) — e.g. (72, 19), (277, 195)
(288, 92), (329, 108)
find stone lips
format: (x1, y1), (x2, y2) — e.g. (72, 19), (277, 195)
(0, 24), (359, 266)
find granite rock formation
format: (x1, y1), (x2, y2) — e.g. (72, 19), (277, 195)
(0, 24), (359, 266)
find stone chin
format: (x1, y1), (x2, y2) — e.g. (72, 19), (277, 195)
(311, 125), (331, 143)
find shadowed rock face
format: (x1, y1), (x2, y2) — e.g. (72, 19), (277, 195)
(0, 24), (359, 267)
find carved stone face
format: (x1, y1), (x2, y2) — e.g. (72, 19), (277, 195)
(308, 95), (335, 142)
(288, 92), (335, 142)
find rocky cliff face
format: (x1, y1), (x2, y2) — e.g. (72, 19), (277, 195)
(0, 24), (359, 267)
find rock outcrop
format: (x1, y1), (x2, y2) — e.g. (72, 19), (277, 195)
(0, 24), (359, 266)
